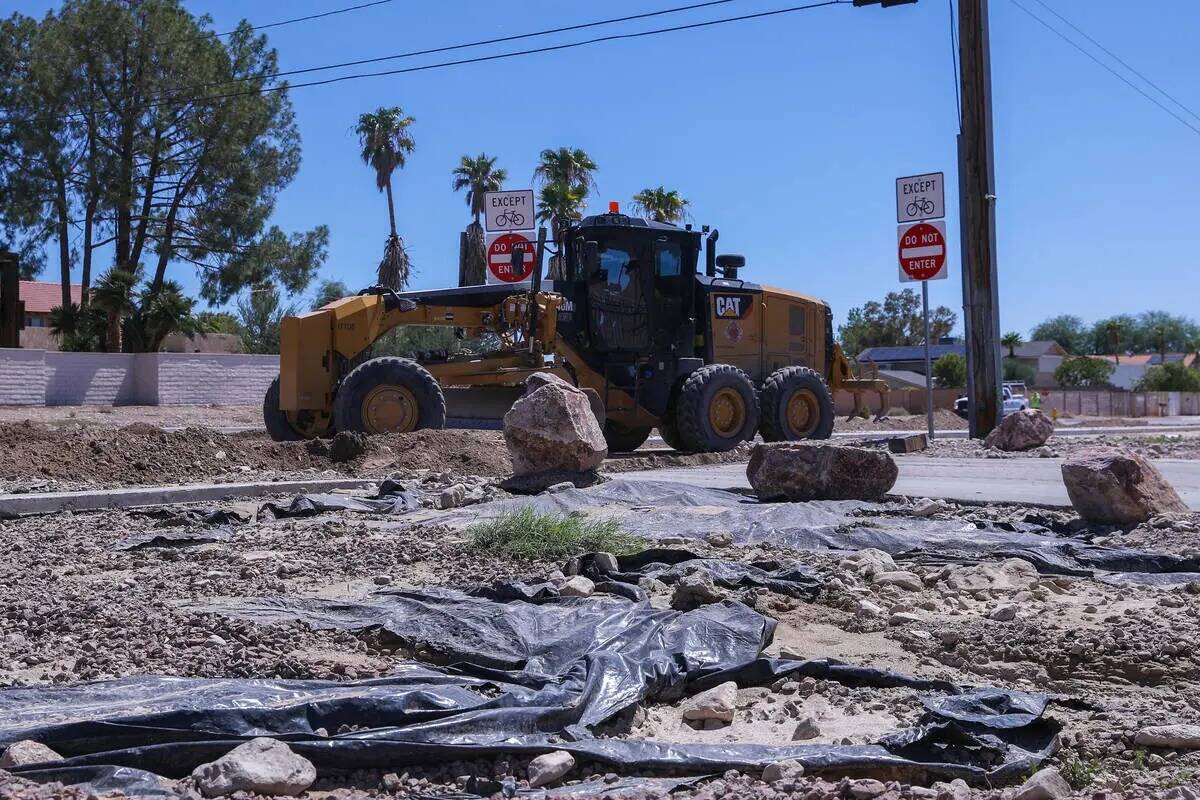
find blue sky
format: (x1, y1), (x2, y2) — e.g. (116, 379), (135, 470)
(12, 0), (1200, 337)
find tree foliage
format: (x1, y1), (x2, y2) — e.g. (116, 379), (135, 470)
(0, 0), (326, 347)
(311, 279), (349, 310)
(632, 186), (689, 223)
(838, 289), (957, 358)
(1135, 363), (1200, 392)
(1030, 315), (1088, 354)
(533, 147), (596, 226)
(932, 353), (967, 389)
(356, 107), (414, 290)
(1003, 357), (1035, 385)
(1032, 311), (1198, 357)
(1001, 331), (1023, 358)
(1054, 356), (1114, 388)
(236, 284), (294, 354)
(452, 154), (507, 226)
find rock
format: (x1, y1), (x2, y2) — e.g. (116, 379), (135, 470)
(670, 569), (727, 611)
(501, 469), (605, 495)
(705, 531), (734, 548)
(762, 759), (805, 785)
(558, 575), (595, 598)
(872, 570), (924, 591)
(527, 750), (575, 788)
(1012, 767), (1070, 800)
(191, 738), (316, 798)
(592, 552), (620, 573)
(0, 740), (62, 768)
(944, 558), (1038, 592)
(504, 380), (607, 476)
(888, 612), (922, 626)
(328, 430), (368, 463)
(1134, 724), (1200, 749)
(934, 778), (971, 800)
(858, 599), (887, 617)
(373, 574), (393, 586)
(792, 716), (821, 740)
(523, 372), (573, 395)
(1062, 449), (1188, 524)
(439, 483), (467, 509)
(988, 603), (1018, 621)
(746, 442), (898, 502)
(847, 779), (888, 799)
(681, 681), (737, 722)
(911, 498), (946, 517)
(839, 548), (897, 578)
(983, 409), (1054, 452)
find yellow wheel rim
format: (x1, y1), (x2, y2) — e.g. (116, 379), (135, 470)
(362, 384), (419, 433)
(786, 389), (820, 438)
(708, 387), (746, 438)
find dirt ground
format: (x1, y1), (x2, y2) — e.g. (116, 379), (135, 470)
(925, 431), (1200, 461)
(3, 470), (1200, 798)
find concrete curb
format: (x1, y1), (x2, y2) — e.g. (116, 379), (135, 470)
(0, 477), (376, 518)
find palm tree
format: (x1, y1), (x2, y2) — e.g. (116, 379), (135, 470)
(533, 147), (598, 197)
(452, 154), (507, 285)
(632, 186), (690, 224)
(355, 107), (416, 290)
(1100, 319), (1126, 364)
(452, 154), (507, 227)
(136, 280), (199, 352)
(1001, 331), (1023, 358)
(90, 265), (142, 352)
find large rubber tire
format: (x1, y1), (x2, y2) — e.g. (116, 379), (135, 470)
(657, 416), (686, 451)
(333, 357), (446, 435)
(675, 364), (759, 453)
(263, 377), (305, 441)
(603, 421), (652, 453)
(759, 366), (835, 441)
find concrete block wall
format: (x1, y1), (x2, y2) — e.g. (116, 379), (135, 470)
(0, 350), (279, 406)
(0, 349), (47, 405)
(154, 353), (278, 405)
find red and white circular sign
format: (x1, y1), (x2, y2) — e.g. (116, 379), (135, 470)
(897, 222), (947, 282)
(486, 232), (536, 283)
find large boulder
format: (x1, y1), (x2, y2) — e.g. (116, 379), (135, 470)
(984, 409), (1054, 452)
(747, 442), (898, 502)
(1061, 449), (1188, 524)
(191, 738), (316, 798)
(504, 378), (607, 476)
(0, 740), (61, 768)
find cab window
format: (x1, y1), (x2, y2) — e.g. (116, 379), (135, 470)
(655, 242), (682, 277)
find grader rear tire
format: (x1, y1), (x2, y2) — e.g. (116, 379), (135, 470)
(333, 357), (446, 435)
(759, 366), (835, 441)
(674, 364), (759, 453)
(657, 416), (686, 451)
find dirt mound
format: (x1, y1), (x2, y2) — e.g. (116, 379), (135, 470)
(836, 409), (967, 432)
(0, 423), (512, 490)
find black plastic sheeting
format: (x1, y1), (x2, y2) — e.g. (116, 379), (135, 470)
(462, 479), (1200, 585)
(2, 590), (1060, 793)
(259, 478), (423, 519)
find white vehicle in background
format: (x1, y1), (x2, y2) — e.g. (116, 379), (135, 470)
(954, 382), (1028, 419)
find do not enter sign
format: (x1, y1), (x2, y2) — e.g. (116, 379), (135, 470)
(485, 232), (536, 284)
(897, 220), (948, 282)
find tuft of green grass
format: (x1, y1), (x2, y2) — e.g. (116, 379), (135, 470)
(468, 507), (645, 561)
(1059, 754), (1103, 789)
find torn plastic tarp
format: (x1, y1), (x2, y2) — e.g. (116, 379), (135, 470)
(258, 479), (421, 519)
(3, 591), (1058, 788)
(455, 479), (1200, 584)
(112, 526), (236, 550)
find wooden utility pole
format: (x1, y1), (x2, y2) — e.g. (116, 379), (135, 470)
(957, 0), (1003, 439)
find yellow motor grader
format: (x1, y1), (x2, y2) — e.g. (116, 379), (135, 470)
(265, 211), (888, 452)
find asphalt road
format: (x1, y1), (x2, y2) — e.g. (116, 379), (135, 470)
(631, 457), (1200, 510)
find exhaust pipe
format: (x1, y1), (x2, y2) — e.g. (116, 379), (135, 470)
(705, 229), (719, 277)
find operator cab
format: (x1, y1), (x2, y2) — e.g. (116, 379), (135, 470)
(557, 212), (701, 417)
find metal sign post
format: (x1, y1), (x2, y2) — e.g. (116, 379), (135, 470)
(922, 281), (934, 440)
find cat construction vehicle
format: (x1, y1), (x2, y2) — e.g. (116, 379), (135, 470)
(265, 209), (888, 452)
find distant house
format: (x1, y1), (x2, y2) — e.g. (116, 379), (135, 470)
(856, 338), (964, 376)
(1009, 341), (1068, 387)
(20, 280), (82, 328)
(1093, 353), (1199, 390)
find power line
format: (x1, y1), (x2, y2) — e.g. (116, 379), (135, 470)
(77, 1), (848, 119)
(1007, 0), (1200, 138)
(1027, 0), (1200, 125)
(161, 0), (745, 100)
(209, 0), (394, 38)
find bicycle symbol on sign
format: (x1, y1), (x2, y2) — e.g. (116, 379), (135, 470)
(906, 197), (937, 218)
(494, 208), (526, 228)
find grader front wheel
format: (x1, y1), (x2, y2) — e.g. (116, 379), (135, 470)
(333, 357), (447, 435)
(674, 364), (759, 452)
(263, 377), (333, 441)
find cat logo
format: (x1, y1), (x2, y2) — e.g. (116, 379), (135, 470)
(714, 294), (751, 320)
